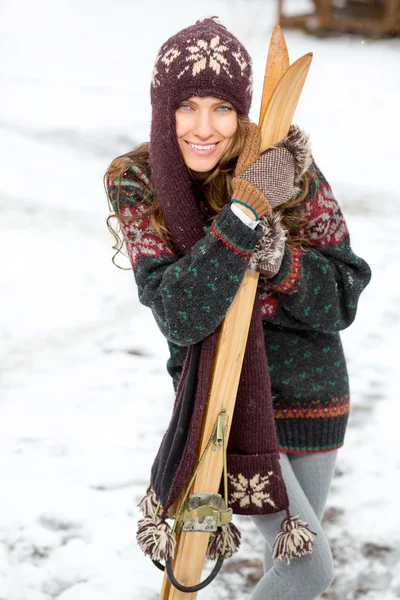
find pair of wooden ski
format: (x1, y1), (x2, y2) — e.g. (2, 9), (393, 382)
(160, 26), (312, 600)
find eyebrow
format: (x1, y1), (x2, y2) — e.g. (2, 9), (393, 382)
(184, 98), (233, 108)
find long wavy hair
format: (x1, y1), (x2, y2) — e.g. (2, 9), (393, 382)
(105, 115), (310, 267)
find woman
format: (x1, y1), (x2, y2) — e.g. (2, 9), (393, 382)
(105, 17), (371, 600)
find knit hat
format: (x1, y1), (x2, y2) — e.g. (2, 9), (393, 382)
(151, 16), (252, 114)
(149, 16), (253, 255)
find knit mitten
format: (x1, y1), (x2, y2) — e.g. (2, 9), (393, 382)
(250, 212), (287, 278)
(232, 123), (312, 218)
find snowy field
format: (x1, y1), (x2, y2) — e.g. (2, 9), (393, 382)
(1, 0), (399, 598)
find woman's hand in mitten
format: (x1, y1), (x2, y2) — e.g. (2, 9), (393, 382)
(249, 212), (287, 279)
(232, 123), (311, 218)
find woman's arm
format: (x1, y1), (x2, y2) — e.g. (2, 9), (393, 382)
(258, 160), (371, 332)
(107, 164), (263, 346)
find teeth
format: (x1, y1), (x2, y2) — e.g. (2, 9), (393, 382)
(189, 143), (216, 150)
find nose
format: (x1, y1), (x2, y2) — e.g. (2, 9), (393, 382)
(193, 110), (215, 140)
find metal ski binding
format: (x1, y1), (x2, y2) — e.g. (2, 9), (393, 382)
(181, 492), (232, 532)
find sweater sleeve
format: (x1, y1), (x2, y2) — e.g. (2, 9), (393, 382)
(106, 163), (263, 346)
(258, 159), (371, 332)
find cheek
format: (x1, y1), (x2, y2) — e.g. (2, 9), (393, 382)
(222, 115), (238, 140)
(175, 113), (189, 139)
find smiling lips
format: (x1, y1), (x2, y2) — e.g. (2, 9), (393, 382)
(186, 141), (219, 156)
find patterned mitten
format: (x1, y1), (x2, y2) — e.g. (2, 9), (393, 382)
(250, 212), (287, 278)
(232, 123), (312, 218)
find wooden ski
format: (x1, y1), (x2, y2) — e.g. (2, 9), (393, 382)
(258, 24), (290, 127)
(160, 26), (312, 600)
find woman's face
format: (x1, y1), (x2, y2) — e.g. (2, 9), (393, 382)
(175, 96), (238, 174)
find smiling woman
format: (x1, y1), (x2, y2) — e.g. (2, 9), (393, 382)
(104, 15), (371, 600)
(175, 96), (238, 174)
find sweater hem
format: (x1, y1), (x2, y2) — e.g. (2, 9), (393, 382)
(275, 411), (349, 455)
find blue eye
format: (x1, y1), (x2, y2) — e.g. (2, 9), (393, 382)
(178, 103), (192, 111)
(216, 105), (233, 113)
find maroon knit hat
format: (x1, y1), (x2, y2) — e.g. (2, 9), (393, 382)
(149, 17), (253, 255)
(150, 16), (252, 114)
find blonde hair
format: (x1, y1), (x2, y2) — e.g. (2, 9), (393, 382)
(105, 116), (310, 267)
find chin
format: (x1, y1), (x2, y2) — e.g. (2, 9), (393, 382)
(182, 151), (222, 173)
(187, 159), (218, 172)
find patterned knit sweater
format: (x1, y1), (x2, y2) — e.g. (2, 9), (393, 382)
(106, 159), (371, 454)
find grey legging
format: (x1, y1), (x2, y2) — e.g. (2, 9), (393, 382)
(250, 450), (337, 600)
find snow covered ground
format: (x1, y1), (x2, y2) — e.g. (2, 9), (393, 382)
(1, 0), (399, 598)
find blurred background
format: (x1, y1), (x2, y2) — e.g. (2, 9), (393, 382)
(1, 1), (399, 599)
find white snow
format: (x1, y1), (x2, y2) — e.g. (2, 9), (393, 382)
(1, 0), (399, 598)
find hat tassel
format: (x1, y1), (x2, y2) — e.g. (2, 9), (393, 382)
(272, 513), (317, 565)
(136, 486), (176, 562)
(206, 522), (241, 560)
(138, 485), (159, 518)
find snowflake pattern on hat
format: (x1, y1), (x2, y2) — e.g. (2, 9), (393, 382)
(178, 36), (230, 78)
(151, 17), (253, 102)
(152, 34), (251, 87)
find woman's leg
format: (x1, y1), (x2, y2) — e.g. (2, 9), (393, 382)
(249, 451), (337, 600)
(262, 450), (338, 571)
(288, 450), (338, 521)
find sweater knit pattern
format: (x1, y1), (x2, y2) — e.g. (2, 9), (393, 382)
(107, 160), (371, 454)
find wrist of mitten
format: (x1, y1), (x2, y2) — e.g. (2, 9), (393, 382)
(249, 212), (287, 279)
(231, 178), (272, 218)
